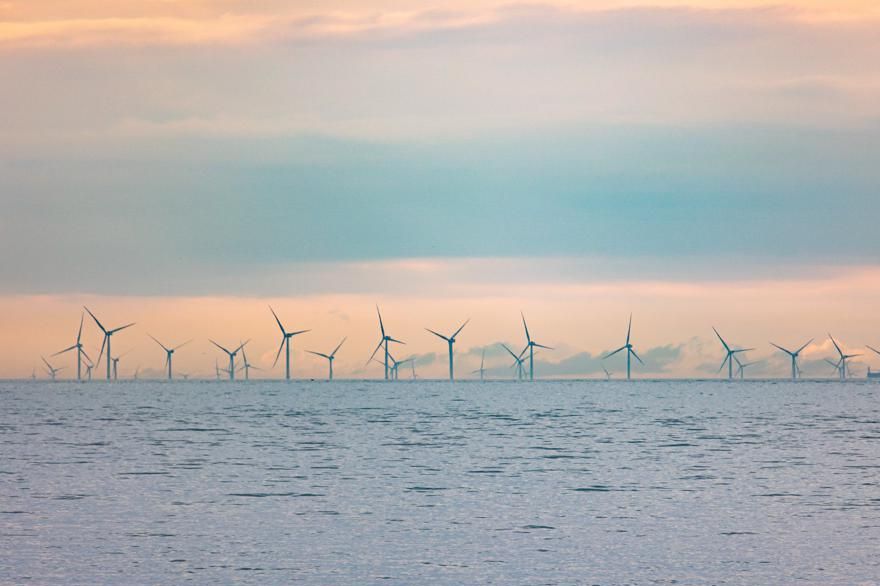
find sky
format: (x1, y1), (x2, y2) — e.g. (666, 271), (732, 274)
(1, 1), (879, 379)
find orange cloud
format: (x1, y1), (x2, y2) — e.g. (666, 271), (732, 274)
(2, 1), (877, 48)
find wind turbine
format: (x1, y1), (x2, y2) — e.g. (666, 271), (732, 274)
(828, 334), (859, 380)
(368, 306), (405, 380)
(770, 339), (813, 380)
(53, 313), (91, 381)
(393, 356), (414, 380)
(520, 313), (552, 381)
(501, 343), (526, 381)
(85, 307), (135, 381)
(425, 319), (470, 381)
(734, 355), (760, 380)
(238, 342), (260, 381)
(602, 366), (613, 380)
(148, 335), (191, 380)
(269, 306), (310, 380)
(110, 349), (132, 380)
(306, 337), (346, 381)
(604, 314), (643, 380)
(387, 354), (402, 380)
(713, 327), (754, 380)
(824, 357), (842, 378)
(867, 346), (880, 378)
(210, 340), (248, 381)
(41, 356), (63, 381)
(471, 348), (487, 381)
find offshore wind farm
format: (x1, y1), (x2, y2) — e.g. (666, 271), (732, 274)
(18, 305), (880, 383)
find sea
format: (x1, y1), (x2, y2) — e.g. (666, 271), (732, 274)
(1, 380), (878, 585)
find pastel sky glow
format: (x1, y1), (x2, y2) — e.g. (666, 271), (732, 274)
(1, 0), (878, 378)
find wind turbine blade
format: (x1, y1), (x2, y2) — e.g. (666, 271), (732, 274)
(828, 334), (843, 357)
(330, 337), (347, 358)
(626, 313), (632, 345)
(272, 338), (285, 367)
(41, 356), (52, 369)
(83, 306), (107, 334)
(269, 306), (286, 335)
(240, 342), (248, 364)
(96, 335), (107, 367)
(718, 355), (729, 372)
(174, 340), (192, 351)
(603, 346), (627, 360)
(795, 339), (814, 355)
(630, 348), (644, 365)
(77, 313), (84, 343)
(867, 345), (880, 356)
(53, 345), (77, 356)
(733, 348), (755, 354)
(110, 322), (136, 334)
(533, 343), (553, 350)
(209, 339), (231, 355)
(769, 342), (793, 356)
(79, 348), (92, 362)
(376, 306), (385, 338)
(387, 337), (405, 345)
(233, 339), (250, 354)
(368, 339), (384, 364)
(500, 344), (518, 360)
(425, 328), (449, 341)
(713, 327), (730, 352)
(521, 312), (531, 344)
(452, 318), (470, 339)
(307, 351), (330, 359)
(289, 329), (311, 337)
(148, 334), (170, 352)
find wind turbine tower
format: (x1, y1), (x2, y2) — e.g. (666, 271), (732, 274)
(770, 339), (812, 380)
(472, 348), (487, 381)
(501, 344), (525, 381)
(41, 356), (63, 381)
(149, 335), (191, 380)
(604, 314), (643, 381)
(307, 337), (346, 381)
(520, 313), (552, 381)
(270, 307), (310, 380)
(53, 313), (91, 381)
(210, 340), (248, 381)
(85, 307), (135, 381)
(426, 319), (470, 381)
(369, 306), (405, 380)
(829, 334), (859, 380)
(713, 327), (754, 380)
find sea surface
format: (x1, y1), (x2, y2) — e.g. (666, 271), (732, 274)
(1, 380), (878, 585)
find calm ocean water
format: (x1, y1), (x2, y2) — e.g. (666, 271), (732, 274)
(1, 380), (878, 585)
